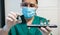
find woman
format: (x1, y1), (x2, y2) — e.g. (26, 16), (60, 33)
(3, 0), (52, 35)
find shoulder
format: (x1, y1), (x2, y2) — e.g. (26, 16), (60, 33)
(35, 16), (48, 24)
(8, 23), (22, 33)
(35, 15), (47, 21)
(10, 23), (22, 30)
(8, 23), (22, 35)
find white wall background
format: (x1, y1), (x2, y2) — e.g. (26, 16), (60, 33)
(58, 0), (60, 35)
(5, 0), (59, 35)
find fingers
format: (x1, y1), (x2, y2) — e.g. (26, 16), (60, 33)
(40, 27), (49, 33)
(10, 12), (17, 18)
(10, 12), (20, 17)
(40, 26), (51, 33)
(6, 12), (21, 25)
(7, 12), (20, 22)
(9, 12), (21, 18)
(8, 13), (17, 21)
(6, 17), (13, 21)
(46, 26), (51, 32)
(5, 12), (21, 31)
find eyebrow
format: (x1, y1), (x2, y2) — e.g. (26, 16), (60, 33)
(22, 2), (36, 4)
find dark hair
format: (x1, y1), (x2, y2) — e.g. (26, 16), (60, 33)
(22, 0), (38, 4)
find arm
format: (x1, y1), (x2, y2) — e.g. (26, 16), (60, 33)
(0, 28), (8, 35)
(0, 24), (11, 35)
(1, 12), (21, 35)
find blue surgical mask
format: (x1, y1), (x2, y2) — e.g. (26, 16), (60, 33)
(22, 7), (36, 19)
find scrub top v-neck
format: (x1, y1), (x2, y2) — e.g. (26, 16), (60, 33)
(8, 15), (48, 35)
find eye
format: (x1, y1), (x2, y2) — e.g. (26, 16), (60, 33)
(30, 4), (35, 7)
(22, 3), (28, 7)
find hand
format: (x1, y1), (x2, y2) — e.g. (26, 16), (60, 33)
(0, 28), (3, 35)
(39, 26), (51, 35)
(3, 12), (21, 31)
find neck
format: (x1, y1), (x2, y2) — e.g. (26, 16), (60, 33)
(25, 16), (34, 25)
(26, 17), (34, 22)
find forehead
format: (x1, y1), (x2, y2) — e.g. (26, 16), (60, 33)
(22, 0), (36, 4)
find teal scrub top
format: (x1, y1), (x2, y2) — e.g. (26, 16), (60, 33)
(8, 15), (49, 35)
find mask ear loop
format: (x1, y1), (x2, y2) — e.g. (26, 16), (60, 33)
(35, 8), (37, 16)
(35, 4), (38, 16)
(35, 13), (37, 16)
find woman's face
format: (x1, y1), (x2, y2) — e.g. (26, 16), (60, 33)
(21, 0), (38, 19)
(21, 0), (38, 8)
